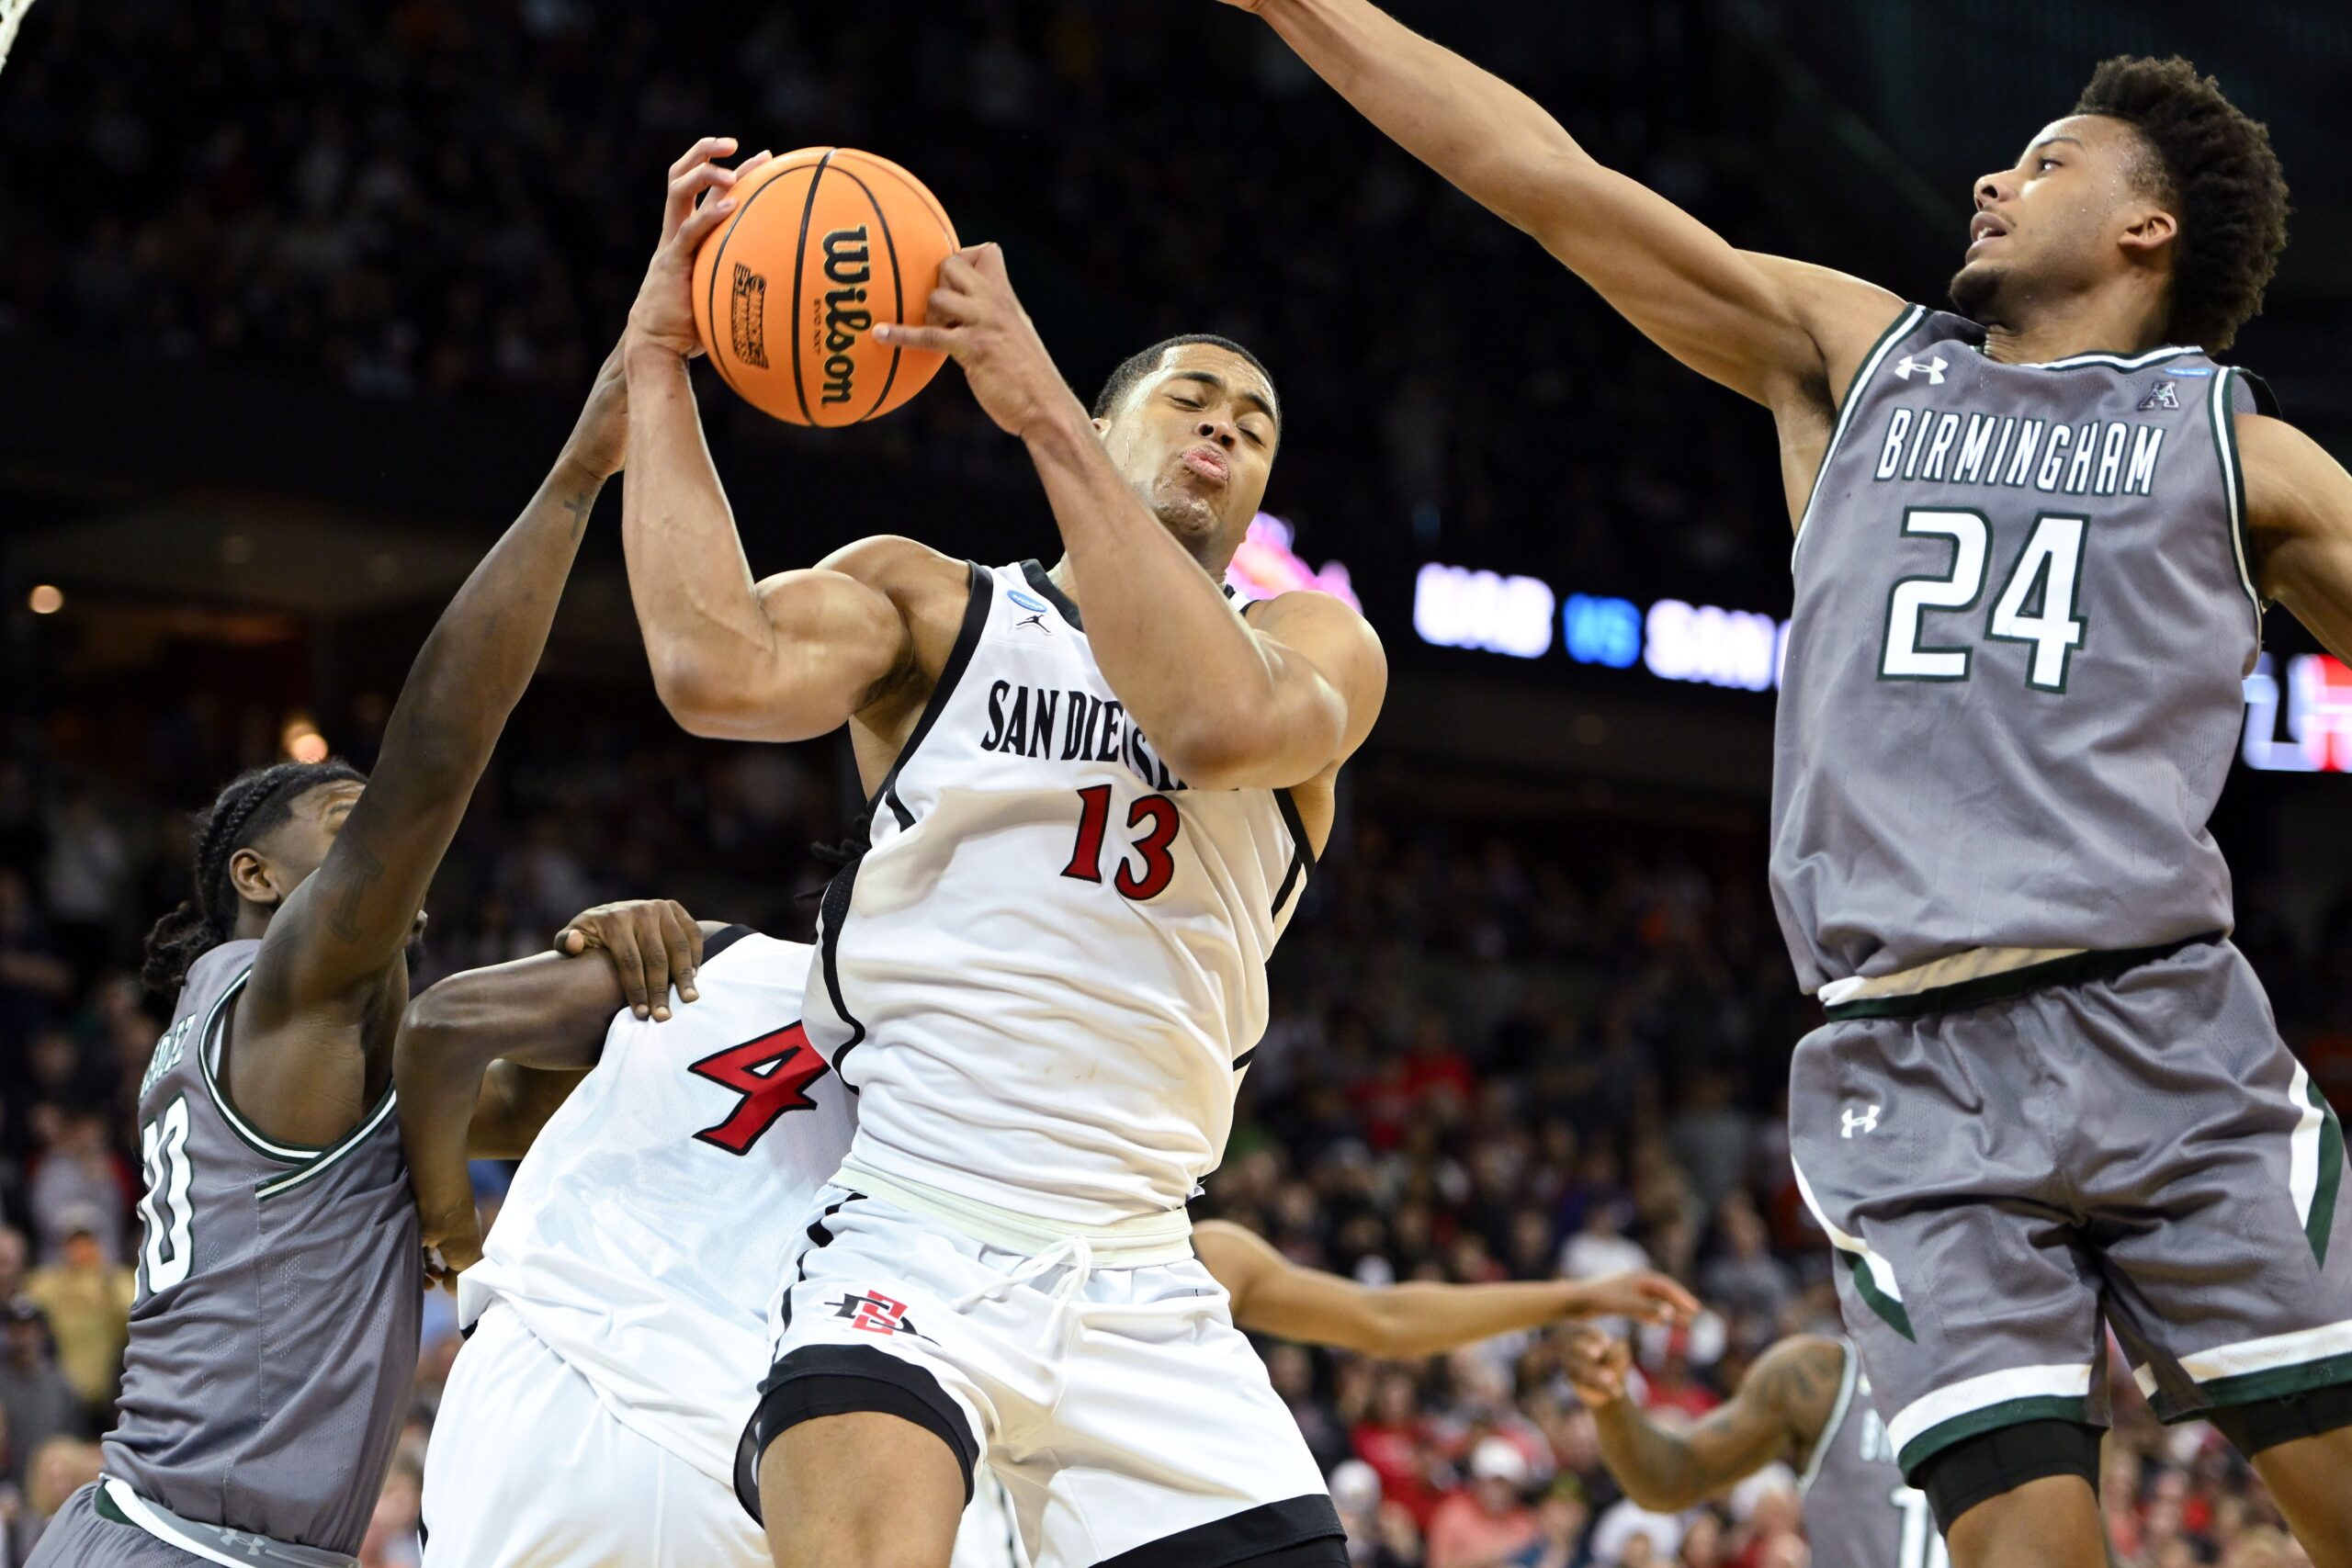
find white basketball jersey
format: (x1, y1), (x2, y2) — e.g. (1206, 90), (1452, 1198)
(804, 560), (1317, 1228)
(457, 930), (854, 1487)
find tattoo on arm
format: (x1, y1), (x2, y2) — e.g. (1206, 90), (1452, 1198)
(561, 490), (596, 540)
(1747, 1337), (1848, 1470)
(322, 840), (386, 943)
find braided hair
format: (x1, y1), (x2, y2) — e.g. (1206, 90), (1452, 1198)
(141, 760), (367, 995)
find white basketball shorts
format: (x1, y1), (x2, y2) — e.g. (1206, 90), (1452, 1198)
(740, 1185), (1344, 1567)
(423, 1301), (770, 1568)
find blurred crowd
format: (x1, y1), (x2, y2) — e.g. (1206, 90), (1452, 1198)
(0, 0), (1798, 604)
(1, 688), (2347, 1565)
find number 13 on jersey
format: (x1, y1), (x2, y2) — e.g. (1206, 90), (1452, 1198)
(1879, 509), (2088, 692)
(1061, 785), (1180, 900)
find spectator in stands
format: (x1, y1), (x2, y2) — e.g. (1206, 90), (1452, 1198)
(0, 1297), (80, 1487)
(13, 1436), (101, 1560)
(0, 870), (73, 1069)
(0, 1231), (22, 1304)
(1426, 1437), (1539, 1568)
(1557, 1195), (1649, 1288)
(1698, 1197), (1793, 1330)
(26, 1116), (127, 1265)
(21, 1208), (133, 1424)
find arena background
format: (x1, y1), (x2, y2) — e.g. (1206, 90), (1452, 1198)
(4, 1), (2352, 1562)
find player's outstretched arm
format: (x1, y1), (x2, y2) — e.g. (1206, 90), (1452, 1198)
(617, 138), (933, 744)
(1195, 1220), (1696, 1359)
(879, 247), (1387, 792)
(1565, 1330), (1845, 1512)
(235, 344), (629, 1147)
(2244, 414), (2352, 665)
(1221, 0), (1897, 409)
(395, 903), (731, 1275)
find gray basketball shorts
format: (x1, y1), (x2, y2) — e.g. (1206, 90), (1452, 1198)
(27, 1485), (205, 1567)
(1789, 937), (2352, 1481)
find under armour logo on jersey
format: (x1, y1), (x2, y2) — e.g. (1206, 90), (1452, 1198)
(1893, 355), (1947, 385)
(1013, 612), (1053, 636)
(830, 1290), (929, 1340)
(2137, 380), (2181, 411)
(1841, 1104), (1882, 1138)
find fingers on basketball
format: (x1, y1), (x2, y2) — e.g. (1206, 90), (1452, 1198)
(686, 147), (962, 427)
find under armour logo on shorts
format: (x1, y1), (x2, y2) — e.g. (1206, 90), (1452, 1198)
(1841, 1104), (1883, 1138)
(830, 1290), (928, 1340)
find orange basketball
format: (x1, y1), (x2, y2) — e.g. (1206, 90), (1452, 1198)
(691, 147), (960, 427)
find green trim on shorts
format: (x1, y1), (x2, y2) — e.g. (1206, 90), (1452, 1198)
(93, 1482), (133, 1526)
(2307, 1077), (2344, 1268)
(1838, 1250), (1915, 1341)
(2192, 1349), (2352, 1413)
(1820, 932), (2218, 1022)
(1894, 1394), (2090, 1477)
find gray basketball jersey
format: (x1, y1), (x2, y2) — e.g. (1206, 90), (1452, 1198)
(1801, 1341), (1944, 1568)
(103, 940), (420, 1556)
(1771, 306), (2267, 992)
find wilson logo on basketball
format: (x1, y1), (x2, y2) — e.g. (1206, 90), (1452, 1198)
(729, 264), (769, 369)
(818, 226), (874, 405)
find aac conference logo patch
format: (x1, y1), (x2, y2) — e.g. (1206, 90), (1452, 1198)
(1008, 590), (1049, 614)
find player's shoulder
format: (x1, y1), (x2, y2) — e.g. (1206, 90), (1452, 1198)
(1737, 254), (1910, 406)
(696, 925), (814, 984)
(1244, 587), (1385, 660)
(816, 535), (972, 602)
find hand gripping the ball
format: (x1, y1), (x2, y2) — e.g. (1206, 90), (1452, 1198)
(874, 244), (1081, 440)
(624, 137), (773, 362)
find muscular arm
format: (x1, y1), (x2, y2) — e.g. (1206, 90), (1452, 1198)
(395, 924), (721, 1269)
(618, 349), (923, 741)
(234, 352), (624, 1145)
(1576, 1334), (1847, 1513)
(1196, 1221), (1694, 1359)
(2244, 414), (2352, 663)
(1234, 0), (1896, 410)
(1023, 414), (1387, 791)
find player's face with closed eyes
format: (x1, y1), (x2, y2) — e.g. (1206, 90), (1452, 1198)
(1096, 344), (1280, 570)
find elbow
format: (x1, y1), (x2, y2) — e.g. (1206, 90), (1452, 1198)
(1475, 144), (1601, 238)
(646, 650), (752, 739)
(394, 977), (502, 1077)
(1623, 1479), (1703, 1515)
(1156, 715), (1327, 794)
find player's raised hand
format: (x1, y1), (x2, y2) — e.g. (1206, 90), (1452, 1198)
(623, 137), (773, 362)
(875, 243), (1077, 439)
(555, 897), (704, 1021)
(1564, 1328), (1635, 1408)
(1561, 1269), (1701, 1326)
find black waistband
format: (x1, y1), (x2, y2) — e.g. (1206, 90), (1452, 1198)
(1822, 932), (2222, 1022)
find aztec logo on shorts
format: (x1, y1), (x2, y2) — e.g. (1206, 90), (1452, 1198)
(829, 1290), (929, 1340)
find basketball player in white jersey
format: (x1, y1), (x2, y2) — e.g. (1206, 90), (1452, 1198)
(616, 141), (1385, 1568)
(395, 904), (1693, 1568)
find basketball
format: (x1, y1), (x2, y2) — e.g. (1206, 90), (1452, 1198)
(689, 146), (959, 428)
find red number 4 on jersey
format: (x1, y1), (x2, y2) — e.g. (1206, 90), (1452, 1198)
(688, 1022), (830, 1155)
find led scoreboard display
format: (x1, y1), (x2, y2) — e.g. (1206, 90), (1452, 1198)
(1410, 558), (2349, 775)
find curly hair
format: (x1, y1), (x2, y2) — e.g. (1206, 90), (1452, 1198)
(2074, 55), (2289, 353)
(141, 759), (366, 994)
